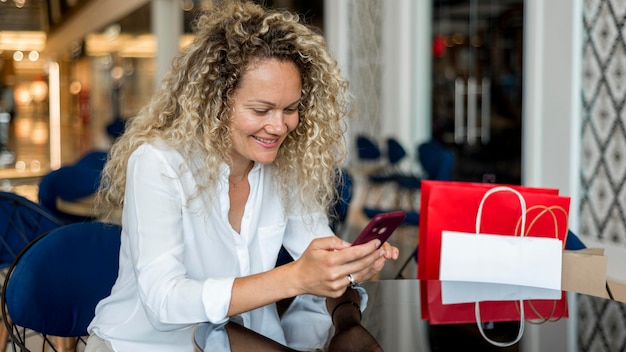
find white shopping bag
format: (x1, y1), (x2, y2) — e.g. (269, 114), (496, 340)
(440, 231), (562, 304)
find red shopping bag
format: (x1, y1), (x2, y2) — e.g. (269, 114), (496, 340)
(423, 280), (568, 347)
(422, 280), (568, 324)
(417, 181), (570, 325)
(417, 180), (565, 281)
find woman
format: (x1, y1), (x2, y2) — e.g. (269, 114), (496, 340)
(87, 1), (399, 351)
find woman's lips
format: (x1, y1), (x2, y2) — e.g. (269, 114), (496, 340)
(254, 136), (279, 147)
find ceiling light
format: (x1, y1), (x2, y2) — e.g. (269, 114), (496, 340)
(0, 31), (46, 52)
(69, 81), (82, 95)
(13, 50), (23, 61)
(28, 50), (39, 61)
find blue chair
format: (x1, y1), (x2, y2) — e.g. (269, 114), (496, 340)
(365, 140), (455, 226)
(0, 191), (66, 350)
(356, 135), (382, 162)
(417, 140), (454, 182)
(330, 169), (353, 234)
(356, 135), (399, 182)
(393, 140), (455, 191)
(386, 138), (407, 166)
(357, 136), (400, 217)
(38, 150), (107, 222)
(385, 138), (410, 179)
(565, 230), (586, 250)
(106, 115), (126, 141)
(0, 191), (65, 270)
(384, 137), (423, 186)
(2, 221), (121, 351)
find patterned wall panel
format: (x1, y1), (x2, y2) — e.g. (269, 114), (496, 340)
(346, 0), (383, 144)
(580, 0), (626, 350)
(581, 0), (626, 243)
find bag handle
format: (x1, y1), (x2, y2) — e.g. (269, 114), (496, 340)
(475, 186), (527, 237)
(514, 205), (568, 240)
(474, 186), (526, 347)
(516, 205), (569, 323)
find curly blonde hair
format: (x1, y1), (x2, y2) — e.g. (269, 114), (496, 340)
(96, 0), (350, 222)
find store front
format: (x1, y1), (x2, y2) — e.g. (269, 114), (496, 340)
(431, 0), (524, 184)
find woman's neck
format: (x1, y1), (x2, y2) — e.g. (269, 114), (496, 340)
(229, 161), (254, 189)
(230, 160), (254, 178)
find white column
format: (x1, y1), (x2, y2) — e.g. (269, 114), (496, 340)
(325, 1), (431, 162)
(324, 0), (349, 74)
(379, 1), (431, 155)
(380, 0), (414, 150)
(522, 0), (582, 198)
(521, 0), (582, 351)
(48, 62), (61, 170)
(324, 0), (353, 162)
(412, 0), (432, 145)
(151, 0), (183, 90)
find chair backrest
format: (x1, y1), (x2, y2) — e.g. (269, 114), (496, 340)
(37, 150), (107, 221)
(2, 221), (121, 340)
(356, 135), (382, 161)
(386, 138), (407, 165)
(106, 116), (126, 140)
(565, 230), (586, 250)
(0, 191), (65, 268)
(73, 150), (108, 171)
(331, 169), (353, 232)
(417, 140), (455, 181)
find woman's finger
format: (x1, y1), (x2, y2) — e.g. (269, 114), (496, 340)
(380, 242), (400, 260)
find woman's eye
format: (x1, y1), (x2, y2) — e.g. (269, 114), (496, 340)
(253, 110), (269, 115)
(284, 108), (298, 114)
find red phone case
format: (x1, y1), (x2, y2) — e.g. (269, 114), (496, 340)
(352, 211), (406, 247)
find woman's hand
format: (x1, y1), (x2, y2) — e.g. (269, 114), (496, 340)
(289, 236), (399, 298)
(228, 236), (397, 317)
(378, 241), (400, 261)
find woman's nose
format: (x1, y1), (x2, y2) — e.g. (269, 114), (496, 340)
(265, 112), (288, 135)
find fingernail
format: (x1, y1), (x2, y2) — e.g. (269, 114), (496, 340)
(375, 240), (381, 248)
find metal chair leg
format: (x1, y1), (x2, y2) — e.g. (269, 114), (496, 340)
(394, 247), (418, 279)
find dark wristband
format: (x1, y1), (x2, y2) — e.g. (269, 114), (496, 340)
(330, 300), (362, 324)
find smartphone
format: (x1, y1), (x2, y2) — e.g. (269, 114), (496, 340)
(352, 211), (406, 247)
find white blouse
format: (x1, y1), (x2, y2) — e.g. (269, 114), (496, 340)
(88, 142), (335, 351)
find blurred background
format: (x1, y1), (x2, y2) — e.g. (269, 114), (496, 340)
(1, 1), (624, 351)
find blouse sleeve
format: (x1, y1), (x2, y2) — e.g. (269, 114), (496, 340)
(281, 211), (335, 261)
(123, 145), (233, 328)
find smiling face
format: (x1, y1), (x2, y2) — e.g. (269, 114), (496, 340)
(228, 58), (302, 168)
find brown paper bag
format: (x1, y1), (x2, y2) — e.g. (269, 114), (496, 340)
(606, 280), (626, 303)
(561, 248), (607, 298)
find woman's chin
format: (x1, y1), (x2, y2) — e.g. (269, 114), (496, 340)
(251, 152), (279, 165)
